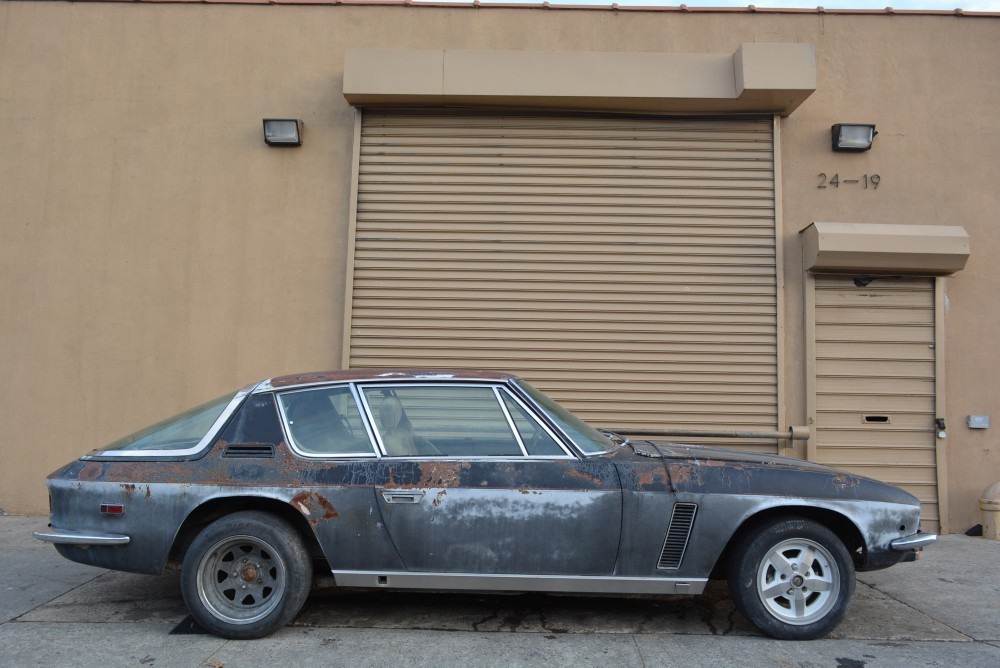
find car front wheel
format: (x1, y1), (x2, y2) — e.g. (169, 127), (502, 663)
(727, 517), (855, 640)
(181, 511), (313, 639)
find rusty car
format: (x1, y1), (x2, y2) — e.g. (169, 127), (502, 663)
(34, 369), (936, 640)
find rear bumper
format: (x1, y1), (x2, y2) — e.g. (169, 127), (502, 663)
(33, 527), (131, 546)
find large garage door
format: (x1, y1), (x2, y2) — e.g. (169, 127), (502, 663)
(347, 111), (777, 451)
(813, 276), (940, 532)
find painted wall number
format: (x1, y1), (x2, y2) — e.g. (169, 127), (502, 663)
(817, 173), (881, 189)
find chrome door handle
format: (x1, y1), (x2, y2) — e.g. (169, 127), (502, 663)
(380, 490), (425, 504)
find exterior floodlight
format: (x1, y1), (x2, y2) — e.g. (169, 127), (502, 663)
(831, 123), (877, 152)
(263, 119), (303, 146)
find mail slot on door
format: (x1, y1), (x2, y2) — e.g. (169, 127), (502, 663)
(863, 415), (890, 424)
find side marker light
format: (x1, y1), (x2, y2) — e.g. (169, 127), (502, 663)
(100, 503), (125, 516)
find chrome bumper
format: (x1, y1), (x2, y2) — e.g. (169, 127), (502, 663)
(890, 533), (937, 551)
(33, 528), (130, 546)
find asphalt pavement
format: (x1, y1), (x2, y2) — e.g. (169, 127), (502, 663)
(2, 514), (999, 667)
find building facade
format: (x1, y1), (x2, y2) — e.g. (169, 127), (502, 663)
(2, 1), (998, 533)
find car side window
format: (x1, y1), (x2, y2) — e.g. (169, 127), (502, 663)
(500, 390), (566, 457)
(361, 385), (523, 457)
(277, 386), (376, 457)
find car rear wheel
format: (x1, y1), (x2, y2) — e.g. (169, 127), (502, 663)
(727, 517), (855, 640)
(181, 511), (312, 639)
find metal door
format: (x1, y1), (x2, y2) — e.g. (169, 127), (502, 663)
(812, 276), (940, 532)
(348, 111), (779, 453)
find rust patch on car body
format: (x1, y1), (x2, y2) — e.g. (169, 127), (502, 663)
(79, 461), (104, 481)
(291, 490), (339, 520)
(383, 462), (472, 489)
(829, 474), (862, 495)
(635, 468), (668, 489)
(831, 474), (859, 489)
(565, 468), (603, 486)
(419, 462), (471, 488)
(669, 463), (696, 485)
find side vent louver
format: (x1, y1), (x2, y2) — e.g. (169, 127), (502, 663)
(222, 444), (275, 459)
(657, 503), (697, 569)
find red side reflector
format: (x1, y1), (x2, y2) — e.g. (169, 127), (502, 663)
(100, 503), (125, 516)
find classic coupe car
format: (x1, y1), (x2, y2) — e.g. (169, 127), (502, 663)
(35, 370), (935, 640)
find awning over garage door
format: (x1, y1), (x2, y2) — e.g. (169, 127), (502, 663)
(801, 222), (970, 276)
(343, 44), (816, 116)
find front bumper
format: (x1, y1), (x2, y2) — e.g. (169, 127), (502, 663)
(33, 527), (131, 546)
(890, 533), (937, 551)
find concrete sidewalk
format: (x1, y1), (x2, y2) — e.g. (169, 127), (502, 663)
(2, 514), (999, 667)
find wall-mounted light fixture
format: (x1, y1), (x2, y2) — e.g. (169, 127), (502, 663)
(263, 119), (303, 146)
(831, 123), (877, 152)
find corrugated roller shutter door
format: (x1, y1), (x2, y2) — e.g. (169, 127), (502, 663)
(813, 276), (939, 532)
(350, 111), (777, 451)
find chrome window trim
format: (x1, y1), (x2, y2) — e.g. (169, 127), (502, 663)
(493, 386), (530, 457)
(254, 372), (515, 394)
(370, 455), (570, 463)
(330, 570), (707, 595)
(357, 382), (576, 460)
(497, 387), (574, 459)
(510, 379), (614, 456)
(81, 382), (260, 459)
(356, 383), (388, 456)
(276, 384), (380, 459)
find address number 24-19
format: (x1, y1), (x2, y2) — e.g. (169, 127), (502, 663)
(817, 173), (881, 189)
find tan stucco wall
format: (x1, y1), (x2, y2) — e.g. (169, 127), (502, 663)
(1, 3), (998, 531)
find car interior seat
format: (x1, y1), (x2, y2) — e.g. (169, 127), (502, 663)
(377, 395), (440, 456)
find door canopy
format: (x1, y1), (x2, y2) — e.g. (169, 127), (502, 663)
(801, 222), (970, 276)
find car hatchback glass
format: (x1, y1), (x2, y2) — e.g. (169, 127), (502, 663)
(91, 392), (238, 452)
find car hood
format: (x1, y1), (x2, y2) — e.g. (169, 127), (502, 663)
(650, 442), (836, 473)
(630, 441), (919, 506)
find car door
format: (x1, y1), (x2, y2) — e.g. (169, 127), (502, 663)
(359, 383), (623, 576)
(276, 384), (404, 571)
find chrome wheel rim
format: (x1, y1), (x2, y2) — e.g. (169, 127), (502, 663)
(756, 538), (840, 625)
(196, 534), (287, 625)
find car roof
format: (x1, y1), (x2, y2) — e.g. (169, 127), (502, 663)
(261, 369), (520, 391)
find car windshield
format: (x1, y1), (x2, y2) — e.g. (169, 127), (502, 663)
(514, 381), (614, 455)
(93, 392), (238, 452)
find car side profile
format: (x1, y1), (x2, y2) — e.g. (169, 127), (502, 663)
(35, 370), (935, 640)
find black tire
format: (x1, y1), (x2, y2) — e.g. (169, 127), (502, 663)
(180, 511), (313, 639)
(727, 517), (855, 640)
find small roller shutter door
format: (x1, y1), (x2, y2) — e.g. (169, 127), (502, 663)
(813, 276), (939, 532)
(348, 111), (777, 451)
